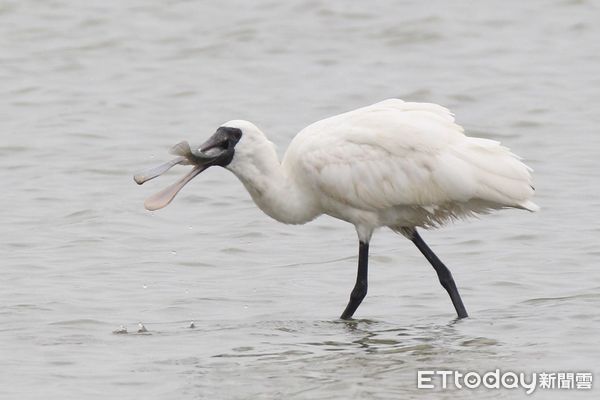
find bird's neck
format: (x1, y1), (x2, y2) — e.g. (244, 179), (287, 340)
(227, 143), (320, 225)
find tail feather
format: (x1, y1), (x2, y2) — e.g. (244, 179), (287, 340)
(452, 137), (537, 210)
(519, 200), (540, 212)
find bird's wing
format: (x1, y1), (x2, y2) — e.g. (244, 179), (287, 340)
(285, 99), (535, 217)
(285, 100), (463, 211)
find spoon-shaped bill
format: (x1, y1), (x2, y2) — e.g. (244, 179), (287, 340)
(134, 156), (186, 185)
(143, 165), (206, 211)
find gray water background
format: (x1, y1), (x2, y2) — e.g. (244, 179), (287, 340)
(1, 0), (599, 398)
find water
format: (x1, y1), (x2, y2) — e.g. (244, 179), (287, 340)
(1, 0), (599, 398)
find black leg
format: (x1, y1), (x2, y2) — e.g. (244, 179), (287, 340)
(410, 229), (468, 318)
(340, 241), (369, 320)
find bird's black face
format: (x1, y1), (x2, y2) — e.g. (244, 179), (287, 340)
(134, 126), (243, 210)
(199, 126), (243, 168)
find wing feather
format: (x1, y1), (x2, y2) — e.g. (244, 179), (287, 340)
(283, 99), (537, 226)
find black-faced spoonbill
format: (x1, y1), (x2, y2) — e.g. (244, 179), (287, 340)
(135, 99), (538, 320)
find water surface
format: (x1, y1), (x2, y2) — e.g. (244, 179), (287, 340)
(1, 0), (599, 398)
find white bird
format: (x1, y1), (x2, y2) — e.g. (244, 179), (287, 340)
(135, 99), (538, 320)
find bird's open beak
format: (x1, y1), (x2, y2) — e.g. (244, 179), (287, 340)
(134, 133), (233, 211)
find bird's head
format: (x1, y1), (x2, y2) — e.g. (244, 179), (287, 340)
(134, 120), (272, 211)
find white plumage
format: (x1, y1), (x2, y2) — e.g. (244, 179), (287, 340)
(223, 99), (537, 242)
(137, 98), (538, 320)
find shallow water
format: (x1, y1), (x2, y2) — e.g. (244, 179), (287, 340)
(1, 0), (599, 398)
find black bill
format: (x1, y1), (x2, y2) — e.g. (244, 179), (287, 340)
(134, 127), (242, 211)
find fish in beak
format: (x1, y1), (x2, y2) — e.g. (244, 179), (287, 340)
(134, 127), (242, 211)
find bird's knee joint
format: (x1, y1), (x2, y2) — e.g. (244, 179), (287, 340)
(350, 283), (368, 301)
(438, 272), (455, 289)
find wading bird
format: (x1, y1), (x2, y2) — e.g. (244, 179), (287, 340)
(135, 99), (538, 320)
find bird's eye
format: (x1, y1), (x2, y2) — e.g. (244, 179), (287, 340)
(231, 130), (242, 141)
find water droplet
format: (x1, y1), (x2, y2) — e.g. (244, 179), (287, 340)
(113, 325), (128, 334)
